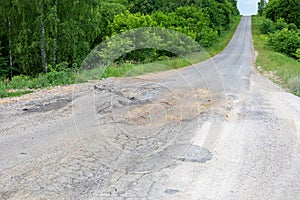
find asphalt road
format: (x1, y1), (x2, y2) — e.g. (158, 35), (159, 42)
(1, 16), (300, 199)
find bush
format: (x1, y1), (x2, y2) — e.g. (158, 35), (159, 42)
(9, 75), (32, 89)
(275, 18), (288, 31)
(259, 18), (275, 34)
(2, 70), (76, 90)
(267, 28), (300, 58)
(32, 71), (76, 88)
(43, 71), (75, 86)
(295, 48), (300, 60)
(288, 23), (297, 31)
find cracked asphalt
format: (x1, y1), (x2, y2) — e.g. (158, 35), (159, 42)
(1, 16), (300, 199)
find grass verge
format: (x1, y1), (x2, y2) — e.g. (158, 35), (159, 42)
(252, 16), (300, 96)
(1, 16), (241, 98)
(0, 71), (76, 98)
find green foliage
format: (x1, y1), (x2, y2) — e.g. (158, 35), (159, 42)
(80, 16), (240, 81)
(295, 48), (300, 60)
(0, 43), (8, 78)
(110, 5), (229, 49)
(8, 75), (32, 89)
(267, 28), (300, 58)
(173, 6), (218, 47)
(36, 71), (76, 87)
(258, 16), (300, 60)
(48, 62), (69, 72)
(259, 18), (275, 34)
(288, 23), (298, 31)
(275, 18), (288, 31)
(1, 15), (241, 98)
(252, 16), (300, 97)
(265, 0), (300, 27)
(127, 0), (239, 16)
(258, 0), (267, 16)
(94, 25), (202, 65)
(0, 69), (76, 98)
(0, 0), (239, 95)
(0, 0), (103, 75)
(4, 70), (75, 90)
(0, 90), (32, 98)
(0, 0), (239, 75)
(107, 5), (223, 63)
(96, 2), (127, 43)
(128, 0), (166, 14)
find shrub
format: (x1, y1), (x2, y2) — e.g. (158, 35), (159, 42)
(33, 71), (76, 88)
(288, 23), (297, 31)
(259, 18), (275, 34)
(275, 18), (288, 31)
(9, 75), (32, 89)
(295, 48), (300, 60)
(48, 62), (69, 72)
(267, 28), (300, 58)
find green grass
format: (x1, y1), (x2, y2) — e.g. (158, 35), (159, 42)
(0, 90), (33, 98)
(252, 16), (300, 96)
(1, 16), (241, 98)
(0, 71), (76, 98)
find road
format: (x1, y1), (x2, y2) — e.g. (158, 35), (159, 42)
(1, 16), (300, 199)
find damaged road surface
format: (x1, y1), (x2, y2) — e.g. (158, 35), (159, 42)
(1, 16), (300, 199)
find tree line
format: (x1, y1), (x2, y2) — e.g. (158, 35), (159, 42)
(257, 0), (300, 60)
(0, 0), (239, 79)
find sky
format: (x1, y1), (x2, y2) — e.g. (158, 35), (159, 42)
(238, 0), (259, 16)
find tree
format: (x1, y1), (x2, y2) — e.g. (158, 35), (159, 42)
(258, 0), (266, 16)
(0, 0), (18, 78)
(0, 0), (239, 78)
(265, 0), (300, 27)
(39, 0), (48, 73)
(0, 43), (8, 78)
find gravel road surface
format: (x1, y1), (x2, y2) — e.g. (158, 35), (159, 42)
(1, 16), (300, 199)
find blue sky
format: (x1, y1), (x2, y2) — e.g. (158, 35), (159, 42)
(238, 0), (259, 16)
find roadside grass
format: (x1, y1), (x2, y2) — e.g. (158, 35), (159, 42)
(0, 71), (76, 98)
(0, 16), (241, 98)
(252, 16), (300, 96)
